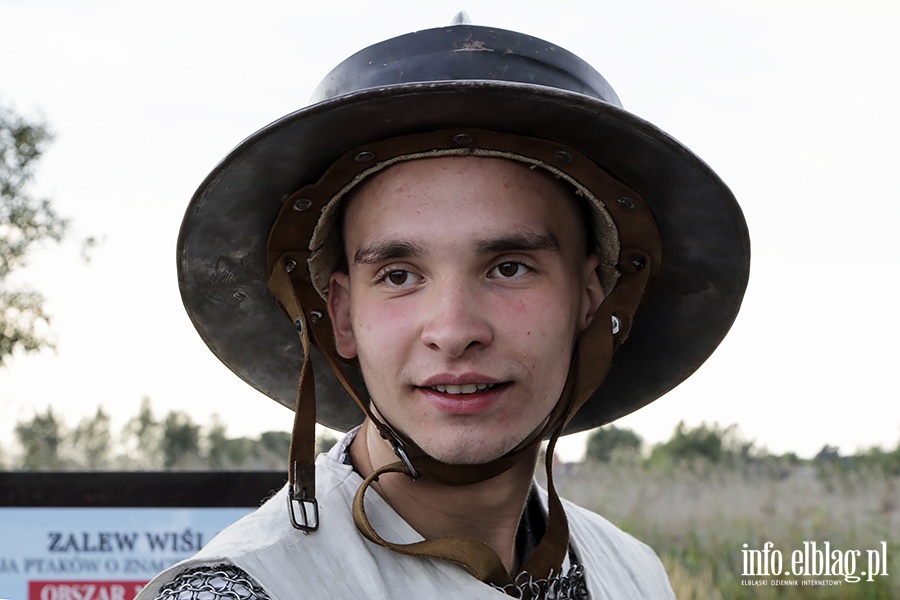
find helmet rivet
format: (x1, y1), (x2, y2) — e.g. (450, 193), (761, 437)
(310, 310), (324, 324)
(292, 198), (313, 212)
(611, 315), (621, 335)
(284, 259), (297, 273)
(354, 151), (375, 162)
(630, 254), (646, 271)
(554, 150), (575, 164)
(452, 133), (474, 145)
(616, 196), (636, 210)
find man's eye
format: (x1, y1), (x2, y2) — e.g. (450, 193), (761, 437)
(386, 270), (410, 286)
(491, 261), (528, 279)
(378, 268), (421, 288)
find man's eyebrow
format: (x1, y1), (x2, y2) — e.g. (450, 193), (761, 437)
(353, 239), (427, 265)
(473, 231), (560, 254)
(352, 231), (559, 265)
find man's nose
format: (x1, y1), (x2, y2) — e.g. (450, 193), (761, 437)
(420, 279), (493, 358)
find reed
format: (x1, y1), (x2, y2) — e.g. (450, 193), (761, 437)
(548, 458), (900, 598)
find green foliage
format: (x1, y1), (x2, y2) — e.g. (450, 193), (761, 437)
(647, 421), (758, 468)
(161, 410), (202, 468)
(71, 406), (113, 469)
(123, 396), (162, 467)
(0, 100), (68, 365)
(585, 424), (642, 462)
(14, 406), (64, 469)
(0, 397), (339, 471)
(814, 440), (900, 479)
(260, 430), (291, 459)
(205, 415), (232, 469)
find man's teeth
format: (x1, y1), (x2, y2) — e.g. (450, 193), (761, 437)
(431, 383), (496, 395)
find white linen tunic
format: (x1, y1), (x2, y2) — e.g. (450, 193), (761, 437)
(137, 441), (674, 599)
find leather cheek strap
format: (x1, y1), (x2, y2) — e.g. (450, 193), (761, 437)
(267, 257), (323, 531)
(268, 253), (421, 526)
(268, 250), (419, 477)
(570, 247), (655, 420)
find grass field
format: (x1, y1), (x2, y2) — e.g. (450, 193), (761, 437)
(548, 458), (900, 598)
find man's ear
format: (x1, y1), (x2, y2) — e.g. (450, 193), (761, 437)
(579, 254), (605, 333)
(327, 272), (358, 359)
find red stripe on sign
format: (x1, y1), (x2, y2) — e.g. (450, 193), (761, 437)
(28, 581), (148, 600)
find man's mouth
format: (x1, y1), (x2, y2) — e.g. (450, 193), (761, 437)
(429, 383), (500, 395)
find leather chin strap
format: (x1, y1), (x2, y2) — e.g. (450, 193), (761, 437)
(351, 378), (577, 588)
(267, 243), (654, 591)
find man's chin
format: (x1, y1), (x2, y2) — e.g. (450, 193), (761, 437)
(417, 435), (524, 467)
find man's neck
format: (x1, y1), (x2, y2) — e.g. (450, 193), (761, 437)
(349, 419), (540, 574)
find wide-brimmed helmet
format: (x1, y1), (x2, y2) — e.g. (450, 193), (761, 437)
(177, 20), (750, 589)
(179, 24), (749, 434)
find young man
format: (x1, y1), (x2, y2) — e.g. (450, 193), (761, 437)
(139, 18), (749, 600)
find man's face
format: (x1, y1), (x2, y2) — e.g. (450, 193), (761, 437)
(328, 156), (603, 465)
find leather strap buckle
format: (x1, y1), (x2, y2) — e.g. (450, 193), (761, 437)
(391, 438), (420, 481)
(288, 486), (319, 533)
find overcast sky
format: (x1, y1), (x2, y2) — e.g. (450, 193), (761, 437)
(1, 0), (898, 461)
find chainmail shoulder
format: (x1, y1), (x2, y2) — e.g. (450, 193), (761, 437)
(153, 564), (270, 600)
(491, 563), (589, 600)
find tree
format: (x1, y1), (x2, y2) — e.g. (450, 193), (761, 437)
(15, 406), (65, 469)
(123, 396), (162, 468)
(648, 421), (756, 466)
(161, 410), (201, 468)
(585, 425), (643, 462)
(204, 415), (232, 469)
(71, 406), (113, 469)
(0, 100), (69, 365)
(0, 396), (335, 471)
(665, 421), (726, 463)
(259, 430), (291, 462)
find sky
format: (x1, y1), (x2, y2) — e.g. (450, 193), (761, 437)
(0, 0), (898, 462)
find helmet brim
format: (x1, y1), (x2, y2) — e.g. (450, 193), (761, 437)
(178, 78), (749, 434)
